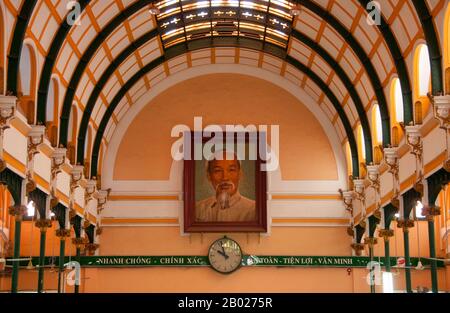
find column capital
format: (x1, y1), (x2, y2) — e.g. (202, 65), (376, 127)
(0, 95), (17, 128)
(35, 219), (52, 231)
(397, 219), (415, 229)
(351, 243), (365, 256)
(390, 196), (400, 210)
(55, 228), (71, 238)
(430, 95), (450, 128)
(27, 125), (46, 159)
(8, 205), (27, 219)
(85, 243), (99, 255)
(364, 237), (378, 247)
(378, 229), (394, 241)
(422, 205), (441, 221)
(72, 237), (88, 249)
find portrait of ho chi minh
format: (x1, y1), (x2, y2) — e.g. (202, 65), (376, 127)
(195, 150), (256, 222)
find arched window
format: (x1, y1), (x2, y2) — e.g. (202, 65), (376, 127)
(46, 78), (58, 123)
(45, 79), (59, 146)
(391, 78), (404, 123)
(0, 8), (4, 94)
(414, 44), (431, 98)
(19, 44), (35, 97)
(98, 142), (105, 177)
(68, 107), (74, 144)
(372, 104), (383, 144)
(358, 124), (366, 162)
(67, 105), (78, 164)
(414, 101), (423, 125)
(390, 78), (404, 146)
(85, 126), (92, 160)
(345, 141), (352, 178)
(374, 146), (383, 165)
(17, 44), (37, 123)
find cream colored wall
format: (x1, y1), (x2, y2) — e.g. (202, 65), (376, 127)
(113, 74), (338, 181)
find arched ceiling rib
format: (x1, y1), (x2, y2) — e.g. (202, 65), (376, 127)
(5, 0), (446, 181)
(357, 0), (413, 124)
(411, 0), (444, 94)
(6, 1), (37, 94)
(76, 26), (374, 167)
(58, 1), (157, 145)
(98, 49), (353, 146)
(36, 0), (91, 124)
(26, 0), (368, 173)
(89, 49), (360, 178)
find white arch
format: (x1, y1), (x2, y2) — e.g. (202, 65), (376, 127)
(102, 63), (348, 193)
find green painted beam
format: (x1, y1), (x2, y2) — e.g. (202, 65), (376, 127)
(292, 31), (375, 158)
(89, 44), (360, 178)
(58, 239), (65, 293)
(428, 220), (438, 293)
(403, 229), (412, 293)
(357, 0), (413, 124)
(384, 239), (391, 272)
(62, 0), (393, 179)
(58, 0), (161, 145)
(36, 1), (91, 124)
(7, 255), (445, 268)
(37, 229), (47, 293)
(411, 0), (444, 95)
(297, 0), (392, 146)
(11, 218), (22, 293)
(6, 1), (38, 95)
(76, 29), (158, 164)
(77, 29), (369, 168)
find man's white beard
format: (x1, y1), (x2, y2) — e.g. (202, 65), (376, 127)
(216, 182), (235, 210)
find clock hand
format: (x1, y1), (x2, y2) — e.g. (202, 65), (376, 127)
(216, 249), (229, 259)
(221, 243), (227, 255)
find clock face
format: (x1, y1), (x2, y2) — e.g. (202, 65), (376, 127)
(208, 237), (243, 274)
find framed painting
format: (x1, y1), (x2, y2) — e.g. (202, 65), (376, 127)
(183, 131), (267, 233)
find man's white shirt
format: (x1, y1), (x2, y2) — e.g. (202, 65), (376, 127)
(195, 191), (256, 222)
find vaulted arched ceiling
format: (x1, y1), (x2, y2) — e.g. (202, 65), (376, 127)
(4, 0), (447, 180)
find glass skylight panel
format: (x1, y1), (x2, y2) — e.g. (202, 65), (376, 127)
(155, 0), (295, 50)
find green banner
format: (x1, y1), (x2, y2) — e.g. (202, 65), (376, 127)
(6, 255), (445, 268)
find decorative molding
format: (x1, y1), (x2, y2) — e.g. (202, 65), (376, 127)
(270, 194), (342, 200)
(109, 194), (180, 201)
(100, 217), (349, 227)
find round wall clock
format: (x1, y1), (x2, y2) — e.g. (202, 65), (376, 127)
(208, 236), (243, 274)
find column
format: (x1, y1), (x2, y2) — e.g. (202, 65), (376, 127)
(423, 205), (441, 293)
(56, 228), (70, 293)
(36, 219), (52, 293)
(8, 205), (26, 293)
